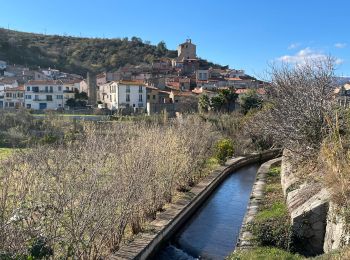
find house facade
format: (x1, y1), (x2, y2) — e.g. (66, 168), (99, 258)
(0, 78), (18, 108)
(4, 85), (25, 108)
(24, 80), (66, 110)
(99, 81), (147, 110)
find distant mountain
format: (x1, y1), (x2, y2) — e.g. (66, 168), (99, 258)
(0, 28), (180, 76)
(334, 76), (350, 86)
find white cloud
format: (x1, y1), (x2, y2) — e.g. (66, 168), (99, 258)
(277, 47), (344, 65)
(288, 43), (300, 50)
(334, 43), (347, 48)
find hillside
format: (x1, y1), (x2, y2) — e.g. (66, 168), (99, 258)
(0, 28), (179, 75)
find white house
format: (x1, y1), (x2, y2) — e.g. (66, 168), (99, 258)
(0, 78), (18, 108)
(24, 80), (66, 110)
(99, 80), (147, 111)
(196, 70), (209, 81)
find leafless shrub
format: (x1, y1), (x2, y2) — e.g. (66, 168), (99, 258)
(249, 57), (336, 158)
(0, 115), (218, 259)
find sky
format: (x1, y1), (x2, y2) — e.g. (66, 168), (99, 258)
(1, 0), (350, 78)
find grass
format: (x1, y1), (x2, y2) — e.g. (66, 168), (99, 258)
(255, 166), (288, 221)
(0, 148), (15, 160)
(248, 166), (293, 250)
(228, 247), (303, 260)
(256, 201), (288, 221)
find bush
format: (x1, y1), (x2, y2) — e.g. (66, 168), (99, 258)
(251, 210), (293, 250)
(214, 138), (234, 163)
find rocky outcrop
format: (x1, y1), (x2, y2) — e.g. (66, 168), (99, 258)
(324, 202), (350, 253)
(281, 150), (350, 256)
(281, 150), (330, 256)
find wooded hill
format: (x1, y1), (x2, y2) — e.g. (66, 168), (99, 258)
(0, 28), (182, 75)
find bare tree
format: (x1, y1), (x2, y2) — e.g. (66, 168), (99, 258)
(246, 57), (336, 157)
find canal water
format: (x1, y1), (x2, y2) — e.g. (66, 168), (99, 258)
(155, 163), (260, 260)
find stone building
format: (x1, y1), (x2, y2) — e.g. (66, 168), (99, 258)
(177, 39), (196, 61)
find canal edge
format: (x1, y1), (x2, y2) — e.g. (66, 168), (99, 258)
(235, 157), (282, 250)
(111, 150), (281, 260)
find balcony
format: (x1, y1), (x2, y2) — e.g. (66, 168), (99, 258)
(33, 98), (53, 102)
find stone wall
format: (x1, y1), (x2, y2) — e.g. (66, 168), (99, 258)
(324, 202), (350, 252)
(281, 150), (350, 256)
(281, 150), (329, 256)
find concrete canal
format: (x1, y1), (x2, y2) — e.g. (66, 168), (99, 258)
(154, 163), (260, 260)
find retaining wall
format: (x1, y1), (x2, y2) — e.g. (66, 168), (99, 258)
(110, 149), (281, 260)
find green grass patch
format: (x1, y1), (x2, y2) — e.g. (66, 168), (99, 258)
(228, 247), (304, 260)
(249, 165), (294, 251)
(256, 202), (288, 221)
(0, 148), (15, 160)
(267, 166), (281, 178)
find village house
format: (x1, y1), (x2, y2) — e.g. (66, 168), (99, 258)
(146, 86), (172, 104)
(4, 85), (25, 108)
(24, 80), (66, 110)
(0, 78), (19, 108)
(196, 69), (209, 81)
(99, 80), (147, 111)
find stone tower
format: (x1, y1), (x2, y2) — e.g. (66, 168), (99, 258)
(177, 39), (196, 61)
(87, 72), (97, 106)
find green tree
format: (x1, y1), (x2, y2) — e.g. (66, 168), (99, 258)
(210, 95), (225, 112)
(239, 89), (263, 114)
(218, 88), (238, 112)
(156, 41), (167, 56)
(198, 94), (210, 113)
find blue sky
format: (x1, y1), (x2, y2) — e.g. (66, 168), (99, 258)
(1, 0), (349, 78)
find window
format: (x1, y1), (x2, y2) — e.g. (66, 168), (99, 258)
(47, 95), (53, 101)
(25, 95), (32, 99)
(58, 86), (62, 91)
(49, 86), (53, 93)
(138, 103), (144, 107)
(9, 102), (14, 107)
(147, 95), (150, 100)
(26, 104), (31, 109)
(110, 95), (112, 101)
(32, 87), (39, 92)
(27, 86), (30, 91)
(34, 95), (39, 101)
(126, 94), (130, 102)
(6, 93), (12, 98)
(56, 95), (63, 99)
(139, 86), (143, 93)
(18, 93), (23, 98)
(126, 86), (130, 93)
(153, 95), (156, 100)
(138, 94), (143, 102)
(45, 86), (48, 92)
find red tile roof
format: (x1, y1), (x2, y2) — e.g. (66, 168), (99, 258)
(26, 80), (63, 85)
(118, 80), (145, 86)
(5, 85), (24, 91)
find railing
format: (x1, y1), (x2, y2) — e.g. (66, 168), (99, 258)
(33, 98), (53, 101)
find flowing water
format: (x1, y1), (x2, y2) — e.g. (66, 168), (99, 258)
(154, 163), (260, 260)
